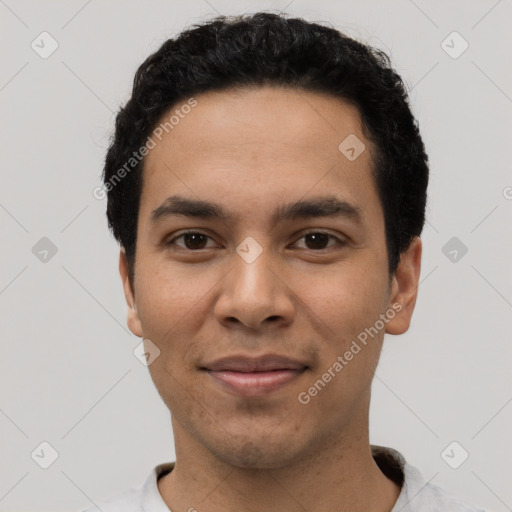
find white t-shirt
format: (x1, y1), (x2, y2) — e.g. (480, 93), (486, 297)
(78, 446), (486, 511)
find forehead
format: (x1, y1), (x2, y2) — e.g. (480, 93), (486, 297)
(141, 86), (381, 226)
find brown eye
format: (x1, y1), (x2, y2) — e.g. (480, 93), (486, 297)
(182, 233), (208, 249)
(167, 232), (216, 250)
(304, 233), (330, 250)
(294, 232), (346, 251)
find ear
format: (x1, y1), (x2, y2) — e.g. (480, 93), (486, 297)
(385, 236), (422, 335)
(119, 248), (143, 337)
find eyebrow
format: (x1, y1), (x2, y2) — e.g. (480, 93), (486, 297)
(150, 194), (363, 226)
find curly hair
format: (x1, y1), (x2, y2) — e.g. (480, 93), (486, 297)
(102, 12), (429, 285)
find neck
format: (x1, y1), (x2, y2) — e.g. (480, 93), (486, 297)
(158, 410), (401, 512)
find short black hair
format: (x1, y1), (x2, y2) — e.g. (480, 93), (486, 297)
(102, 12), (429, 285)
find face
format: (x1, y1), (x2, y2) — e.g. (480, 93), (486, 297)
(120, 86), (421, 469)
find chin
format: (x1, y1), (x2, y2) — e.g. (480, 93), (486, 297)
(206, 433), (306, 470)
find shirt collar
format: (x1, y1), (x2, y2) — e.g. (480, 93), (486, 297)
(141, 446), (428, 512)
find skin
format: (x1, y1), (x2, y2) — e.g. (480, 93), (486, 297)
(119, 85), (422, 512)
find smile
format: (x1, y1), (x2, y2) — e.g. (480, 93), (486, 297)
(205, 368), (307, 397)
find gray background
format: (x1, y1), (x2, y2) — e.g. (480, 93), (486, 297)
(1, 0), (511, 510)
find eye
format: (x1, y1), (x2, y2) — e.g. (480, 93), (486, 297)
(293, 231), (347, 251)
(166, 231), (218, 251)
(165, 230), (347, 252)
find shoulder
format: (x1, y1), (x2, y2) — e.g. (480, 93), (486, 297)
(78, 485), (143, 512)
(399, 458), (486, 511)
(77, 462), (175, 512)
(406, 475), (486, 511)
(371, 445), (486, 512)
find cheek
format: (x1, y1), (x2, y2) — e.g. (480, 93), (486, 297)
(133, 260), (220, 401)
(291, 260), (388, 398)
(289, 259), (388, 338)
(293, 270), (386, 420)
(134, 257), (216, 335)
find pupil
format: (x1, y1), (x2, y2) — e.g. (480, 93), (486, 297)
(306, 233), (328, 249)
(185, 233), (206, 249)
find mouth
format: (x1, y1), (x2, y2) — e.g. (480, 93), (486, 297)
(200, 354), (309, 397)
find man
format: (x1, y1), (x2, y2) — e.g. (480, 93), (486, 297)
(82, 12), (484, 512)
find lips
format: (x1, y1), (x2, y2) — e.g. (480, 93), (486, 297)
(202, 354), (307, 372)
(201, 354), (308, 397)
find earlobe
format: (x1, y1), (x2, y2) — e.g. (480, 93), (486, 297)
(385, 237), (422, 336)
(119, 248), (143, 338)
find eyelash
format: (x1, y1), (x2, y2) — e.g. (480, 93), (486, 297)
(165, 230), (348, 252)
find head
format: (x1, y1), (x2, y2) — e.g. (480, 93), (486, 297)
(105, 13), (428, 468)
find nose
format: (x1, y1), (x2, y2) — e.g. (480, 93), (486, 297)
(214, 247), (295, 331)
